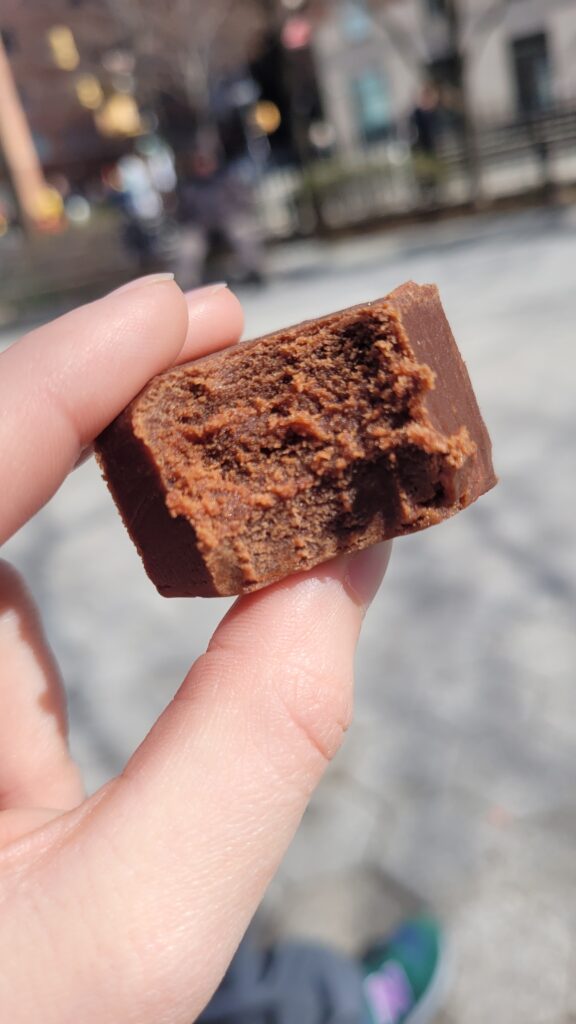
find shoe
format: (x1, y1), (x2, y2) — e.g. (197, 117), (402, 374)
(361, 916), (446, 1024)
(198, 916), (446, 1024)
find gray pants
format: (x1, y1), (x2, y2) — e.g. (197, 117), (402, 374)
(176, 216), (264, 290)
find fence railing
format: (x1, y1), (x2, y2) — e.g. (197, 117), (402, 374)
(256, 104), (576, 238)
(440, 105), (576, 166)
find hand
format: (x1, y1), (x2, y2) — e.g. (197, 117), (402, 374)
(0, 279), (390, 1023)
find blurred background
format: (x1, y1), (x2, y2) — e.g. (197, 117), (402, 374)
(1, 1), (576, 1021)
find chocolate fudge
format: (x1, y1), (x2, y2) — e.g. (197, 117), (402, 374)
(96, 282), (496, 597)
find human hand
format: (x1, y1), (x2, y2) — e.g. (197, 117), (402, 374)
(0, 278), (390, 1023)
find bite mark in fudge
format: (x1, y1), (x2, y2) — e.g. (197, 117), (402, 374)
(96, 282), (496, 597)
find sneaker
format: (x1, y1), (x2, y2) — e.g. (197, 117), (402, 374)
(361, 916), (446, 1024)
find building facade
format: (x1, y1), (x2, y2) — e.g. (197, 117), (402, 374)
(312, 0), (576, 153)
(0, 0), (130, 180)
(464, 0), (576, 121)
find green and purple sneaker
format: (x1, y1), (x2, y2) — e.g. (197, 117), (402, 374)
(361, 916), (446, 1024)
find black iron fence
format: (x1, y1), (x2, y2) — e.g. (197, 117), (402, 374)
(257, 104), (576, 237)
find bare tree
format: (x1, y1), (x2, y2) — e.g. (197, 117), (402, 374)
(108, 0), (268, 124)
(337, 0), (509, 200)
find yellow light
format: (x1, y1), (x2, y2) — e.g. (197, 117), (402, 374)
(75, 74), (103, 110)
(30, 186), (65, 232)
(95, 94), (142, 137)
(34, 186), (64, 219)
(48, 26), (80, 71)
(250, 101), (282, 136)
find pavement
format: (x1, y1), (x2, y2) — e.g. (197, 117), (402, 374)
(3, 206), (576, 1022)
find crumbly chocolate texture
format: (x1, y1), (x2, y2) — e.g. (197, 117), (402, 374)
(96, 282), (496, 597)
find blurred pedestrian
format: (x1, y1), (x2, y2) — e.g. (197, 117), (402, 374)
(410, 84), (445, 205)
(175, 146), (265, 289)
(109, 154), (165, 271)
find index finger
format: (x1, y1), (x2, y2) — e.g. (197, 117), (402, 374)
(0, 280), (243, 545)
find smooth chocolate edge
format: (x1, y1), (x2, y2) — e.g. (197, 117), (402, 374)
(98, 283), (496, 597)
(389, 283), (497, 507)
(96, 416), (218, 598)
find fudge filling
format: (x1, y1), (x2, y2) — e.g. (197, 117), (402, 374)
(130, 304), (476, 593)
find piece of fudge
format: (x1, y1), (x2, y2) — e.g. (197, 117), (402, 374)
(96, 282), (496, 597)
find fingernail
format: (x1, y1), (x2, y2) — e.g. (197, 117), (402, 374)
(185, 282), (229, 301)
(73, 444), (94, 471)
(112, 272), (176, 296)
(343, 542), (392, 610)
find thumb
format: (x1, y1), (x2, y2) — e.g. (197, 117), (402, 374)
(0, 546), (390, 1024)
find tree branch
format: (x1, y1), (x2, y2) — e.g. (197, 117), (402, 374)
(461, 0), (507, 56)
(366, 0), (427, 76)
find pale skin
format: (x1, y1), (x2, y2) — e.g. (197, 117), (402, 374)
(0, 279), (390, 1023)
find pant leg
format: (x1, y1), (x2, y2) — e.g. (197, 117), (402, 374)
(198, 934), (365, 1023)
(222, 214), (265, 277)
(175, 225), (209, 290)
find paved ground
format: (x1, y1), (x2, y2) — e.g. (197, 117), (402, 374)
(3, 207), (576, 1022)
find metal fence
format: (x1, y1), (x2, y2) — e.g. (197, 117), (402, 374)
(256, 105), (576, 238)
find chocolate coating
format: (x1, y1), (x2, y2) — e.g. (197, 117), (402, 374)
(96, 282), (496, 597)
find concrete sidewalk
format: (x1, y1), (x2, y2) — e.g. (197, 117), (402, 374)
(3, 206), (576, 1022)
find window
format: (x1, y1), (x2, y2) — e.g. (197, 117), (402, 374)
(511, 33), (553, 114)
(342, 1), (372, 43)
(47, 25), (80, 70)
(352, 70), (392, 141)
